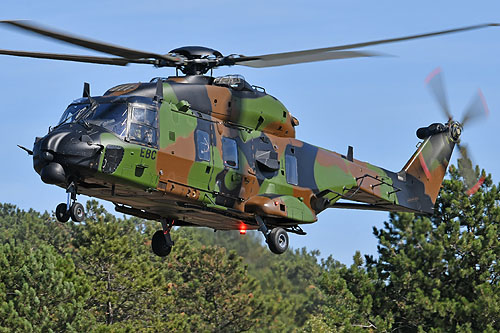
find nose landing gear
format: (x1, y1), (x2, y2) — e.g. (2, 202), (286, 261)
(55, 182), (86, 223)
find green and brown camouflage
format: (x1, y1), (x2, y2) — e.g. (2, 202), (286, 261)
(35, 75), (456, 235)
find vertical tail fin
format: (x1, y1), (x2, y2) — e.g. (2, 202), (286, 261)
(402, 129), (455, 207)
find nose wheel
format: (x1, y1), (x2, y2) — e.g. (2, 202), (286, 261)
(55, 182), (85, 223)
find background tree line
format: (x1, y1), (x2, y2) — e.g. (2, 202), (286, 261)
(0, 164), (498, 332)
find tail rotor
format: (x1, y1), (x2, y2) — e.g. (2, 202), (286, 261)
(425, 67), (489, 195)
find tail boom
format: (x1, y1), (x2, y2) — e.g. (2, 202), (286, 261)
(325, 130), (455, 215)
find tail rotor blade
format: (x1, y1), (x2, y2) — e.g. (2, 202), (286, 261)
(465, 176), (485, 196)
(461, 88), (490, 127)
(425, 67), (453, 121)
(457, 143), (483, 195)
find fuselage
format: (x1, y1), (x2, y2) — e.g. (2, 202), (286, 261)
(32, 75), (449, 231)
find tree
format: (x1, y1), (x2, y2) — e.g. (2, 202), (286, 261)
(302, 253), (392, 332)
(367, 165), (499, 331)
(72, 201), (164, 331)
(159, 240), (271, 332)
(0, 203), (73, 254)
(0, 241), (93, 332)
(176, 228), (325, 330)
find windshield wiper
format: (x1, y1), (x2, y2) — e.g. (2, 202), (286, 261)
(76, 97), (99, 129)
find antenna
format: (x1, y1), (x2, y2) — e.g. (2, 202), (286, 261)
(83, 82), (90, 98)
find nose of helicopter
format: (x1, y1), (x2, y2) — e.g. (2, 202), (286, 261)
(33, 124), (103, 185)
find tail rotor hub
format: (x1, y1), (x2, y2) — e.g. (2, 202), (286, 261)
(449, 121), (462, 142)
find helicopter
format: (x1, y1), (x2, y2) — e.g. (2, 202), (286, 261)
(1, 20), (496, 255)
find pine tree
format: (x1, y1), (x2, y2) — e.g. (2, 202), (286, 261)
(177, 228), (325, 330)
(0, 203), (73, 253)
(302, 253), (392, 332)
(0, 241), (93, 332)
(158, 239), (271, 332)
(72, 201), (164, 331)
(367, 165), (500, 331)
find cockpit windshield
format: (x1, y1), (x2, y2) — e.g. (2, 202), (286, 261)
(59, 102), (128, 139)
(86, 103), (128, 138)
(58, 100), (158, 145)
(58, 103), (89, 125)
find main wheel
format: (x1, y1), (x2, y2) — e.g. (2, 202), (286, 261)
(70, 202), (85, 222)
(267, 227), (289, 254)
(55, 203), (70, 223)
(152, 230), (172, 257)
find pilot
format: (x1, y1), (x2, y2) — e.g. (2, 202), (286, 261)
(130, 125), (143, 142)
(144, 128), (154, 144)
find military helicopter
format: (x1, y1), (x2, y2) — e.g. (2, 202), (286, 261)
(1, 20), (496, 255)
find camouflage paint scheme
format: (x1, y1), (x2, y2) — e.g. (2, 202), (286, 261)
(47, 75), (455, 231)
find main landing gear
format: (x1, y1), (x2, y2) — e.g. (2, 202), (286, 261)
(55, 182), (86, 223)
(152, 219), (174, 257)
(255, 215), (289, 254)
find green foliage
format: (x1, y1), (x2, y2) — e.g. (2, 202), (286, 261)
(366, 165), (500, 332)
(0, 203), (73, 252)
(176, 228), (324, 330)
(0, 240), (93, 332)
(160, 242), (268, 332)
(72, 201), (163, 331)
(302, 253), (393, 332)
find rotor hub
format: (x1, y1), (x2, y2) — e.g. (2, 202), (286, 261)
(449, 121), (462, 142)
(168, 46), (223, 75)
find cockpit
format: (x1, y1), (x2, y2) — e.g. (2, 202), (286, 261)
(57, 96), (158, 146)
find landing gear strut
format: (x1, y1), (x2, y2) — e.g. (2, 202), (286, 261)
(152, 219), (174, 257)
(255, 215), (289, 254)
(55, 182), (85, 223)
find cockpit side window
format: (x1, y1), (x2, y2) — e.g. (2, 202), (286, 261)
(128, 104), (158, 147)
(131, 106), (157, 127)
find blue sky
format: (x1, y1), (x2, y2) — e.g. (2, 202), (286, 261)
(0, 1), (498, 264)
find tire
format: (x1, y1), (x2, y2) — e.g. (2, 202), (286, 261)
(70, 202), (85, 222)
(267, 227), (289, 254)
(152, 230), (172, 257)
(55, 203), (70, 223)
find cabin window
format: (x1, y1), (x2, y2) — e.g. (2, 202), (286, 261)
(286, 153), (298, 185)
(195, 129), (211, 161)
(222, 137), (238, 169)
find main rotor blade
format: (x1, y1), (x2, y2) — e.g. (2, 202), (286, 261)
(233, 23), (499, 68)
(0, 49), (156, 66)
(425, 67), (453, 121)
(235, 50), (381, 68)
(0, 20), (180, 63)
(461, 88), (489, 127)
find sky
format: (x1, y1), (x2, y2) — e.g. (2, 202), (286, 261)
(0, 1), (498, 264)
